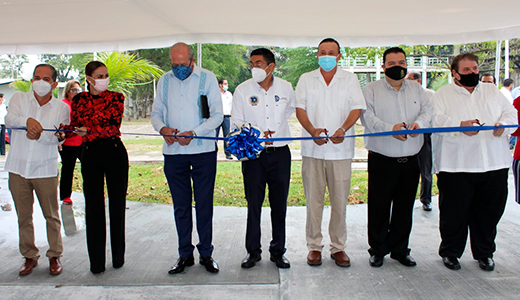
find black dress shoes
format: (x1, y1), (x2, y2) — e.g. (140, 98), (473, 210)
(390, 254), (417, 267)
(442, 256), (461, 270)
(369, 255), (384, 267)
(477, 257), (495, 271)
(422, 203), (432, 211)
(241, 253), (261, 268)
(270, 254), (290, 269)
(168, 255), (195, 274)
(200, 256), (219, 273)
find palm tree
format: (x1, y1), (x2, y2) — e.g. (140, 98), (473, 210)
(430, 71), (450, 91)
(98, 52), (164, 97)
(8, 80), (31, 93)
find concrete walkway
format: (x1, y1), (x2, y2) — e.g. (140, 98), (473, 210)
(1, 153), (520, 299)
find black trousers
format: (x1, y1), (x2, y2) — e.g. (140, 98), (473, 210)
(58, 144), (82, 200)
(0, 124), (5, 155)
(418, 133), (432, 205)
(437, 169), (508, 259)
(367, 151), (420, 257)
(241, 145), (291, 256)
(81, 137), (129, 273)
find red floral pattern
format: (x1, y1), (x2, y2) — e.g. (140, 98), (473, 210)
(64, 91), (125, 142)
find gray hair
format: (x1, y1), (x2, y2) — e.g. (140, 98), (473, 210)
(62, 79), (81, 99)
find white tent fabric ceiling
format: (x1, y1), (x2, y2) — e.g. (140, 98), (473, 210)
(1, 0), (520, 54)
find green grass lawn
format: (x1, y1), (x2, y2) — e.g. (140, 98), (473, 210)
(354, 124), (364, 148)
(122, 138), (164, 152)
(68, 161), (438, 206)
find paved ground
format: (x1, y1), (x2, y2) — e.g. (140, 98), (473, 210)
(1, 156), (520, 299)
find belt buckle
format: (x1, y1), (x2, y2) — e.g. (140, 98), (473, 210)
(397, 158), (408, 163)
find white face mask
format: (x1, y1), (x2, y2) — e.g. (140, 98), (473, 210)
(32, 80), (52, 97)
(92, 78), (110, 93)
(251, 64), (271, 83)
(222, 85), (229, 91)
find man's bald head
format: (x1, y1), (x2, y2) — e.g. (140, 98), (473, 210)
(170, 42), (194, 62)
(169, 42), (196, 80)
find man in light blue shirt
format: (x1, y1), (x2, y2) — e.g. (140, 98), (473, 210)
(151, 42), (223, 275)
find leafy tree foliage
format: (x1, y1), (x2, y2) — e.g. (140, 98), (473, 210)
(130, 44), (250, 119)
(39, 53), (94, 82)
(129, 48), (171, 118)
(39, 54), (74, 82)
(96, 52), (164, 120)
(193, 44), (249, 93)
(0, 55), (28, 79)
(8, 80), (31, 92)
(98, 52), (163, 97)
(69, 53), (95, 79)
(277, 47), (319, 88)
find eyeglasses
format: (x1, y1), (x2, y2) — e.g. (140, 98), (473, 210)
(69, 88), (82, 93)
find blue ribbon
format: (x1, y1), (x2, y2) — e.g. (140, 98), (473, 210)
(9, 124), (519, 160)
(260, 125), (520, 142)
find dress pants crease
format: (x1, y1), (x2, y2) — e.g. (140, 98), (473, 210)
(367, 152), (419, 257)
(437, 169), (508, 259)
(303, 157), (351, 253)
(9, 173), (62, 259)
(242, 146), (290, 256)
(81, 138), (128, 272)
(164, 151), (217, 258)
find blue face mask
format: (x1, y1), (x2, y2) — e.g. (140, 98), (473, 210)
(172, 63), (192, 80)
(318, 55), (338, 72)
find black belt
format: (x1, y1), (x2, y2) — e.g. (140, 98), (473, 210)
(84, 136), (121, 145)
(369, 151), (417, 163)
(224, 115), (231, 118)
(263, 145), (288, 153)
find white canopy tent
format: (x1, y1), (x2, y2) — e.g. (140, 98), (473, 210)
(1, 0), (520, 54)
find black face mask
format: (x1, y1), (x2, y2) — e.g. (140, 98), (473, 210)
(385, 66), (407, 80)
(457, 72), (479, 87)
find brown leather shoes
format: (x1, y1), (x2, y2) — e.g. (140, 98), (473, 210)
(49, 257), (63, 275)
(19, 258), (38, 275)
(307, 250), (322, 266)
(331, 251), (351, 267)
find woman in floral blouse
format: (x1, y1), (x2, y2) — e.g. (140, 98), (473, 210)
(66, 61), (129, 275)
